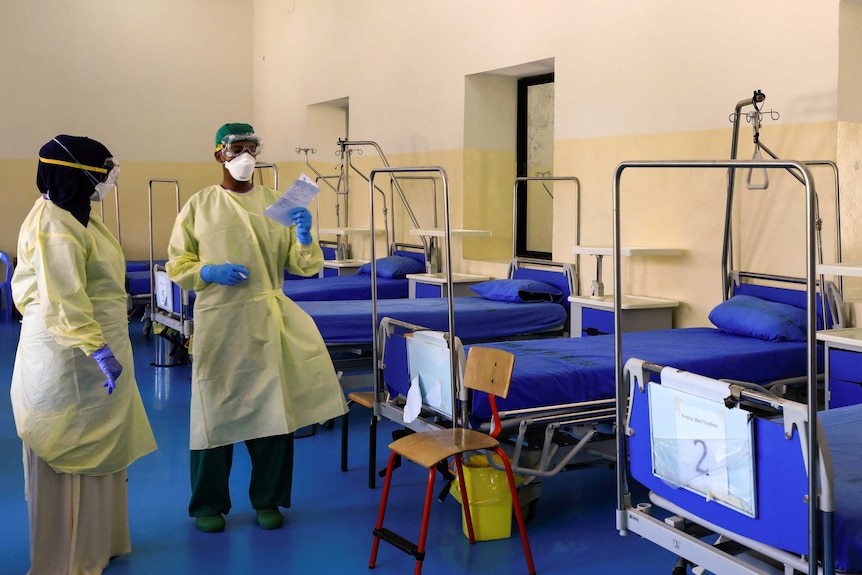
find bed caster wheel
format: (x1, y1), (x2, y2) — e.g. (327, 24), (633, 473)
(521, 498), (539, 524)
(518, 481), (542, 524)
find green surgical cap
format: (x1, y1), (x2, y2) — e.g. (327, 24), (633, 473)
(215, 123), (256, 148)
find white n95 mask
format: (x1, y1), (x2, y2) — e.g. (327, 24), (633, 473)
(224, 152), (256, 182)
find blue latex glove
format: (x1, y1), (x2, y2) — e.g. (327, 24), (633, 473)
(92, 344), (122, 395)
(200, 263), (250, 285)
(289, 207), (313, 245)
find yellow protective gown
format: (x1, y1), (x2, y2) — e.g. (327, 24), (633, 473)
(167, 184), (348, 450)
(10, 198), (157, 475)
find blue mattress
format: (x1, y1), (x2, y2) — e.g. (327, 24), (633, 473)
(465, 328), (818, 422)
(298, 297), (567, 344)
(282, 275), (407, 301)
(820, 404), (862, 572)
(125, 260), (166, 296)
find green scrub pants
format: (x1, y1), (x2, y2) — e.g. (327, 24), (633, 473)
(189, 434), (295, 517)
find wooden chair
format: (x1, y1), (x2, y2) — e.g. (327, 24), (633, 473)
(369, 346), (536, 575)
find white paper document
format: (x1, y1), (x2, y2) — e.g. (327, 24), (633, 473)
(404, 376), (422, 423)
(263, 173), (320, 226)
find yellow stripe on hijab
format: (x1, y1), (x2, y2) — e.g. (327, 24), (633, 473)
(39, 157), (108, 174)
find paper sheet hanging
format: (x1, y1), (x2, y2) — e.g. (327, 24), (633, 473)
(404, 376), (422, 423)
(264, 173), (320, 226)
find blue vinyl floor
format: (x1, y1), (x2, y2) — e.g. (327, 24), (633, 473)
(0, 317), (682, 574)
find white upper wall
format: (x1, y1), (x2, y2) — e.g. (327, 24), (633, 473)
(0, 0), (845, 160)
(0, 0), (254, 162)
(253, 0), (840, 159)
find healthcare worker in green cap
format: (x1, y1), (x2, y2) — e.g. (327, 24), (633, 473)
(167, 122), (347, 533)
(11, 135), (157, 574)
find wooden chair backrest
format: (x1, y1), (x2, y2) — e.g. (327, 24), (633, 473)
(463, 347), (515, 399)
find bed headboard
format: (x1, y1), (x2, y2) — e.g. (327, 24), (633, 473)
(390, 242), (427, 267)
(507, 258), (577, 301)
(729, 272), (844, 329)
(319, 240), (338, 261)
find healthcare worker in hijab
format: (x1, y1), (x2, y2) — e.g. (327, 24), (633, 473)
(167, 123), (347, 533)
(10, 135), (157, 575)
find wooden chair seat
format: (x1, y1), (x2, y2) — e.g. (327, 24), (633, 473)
(389, 428), (499, 469)
(347, 390), (375, 409)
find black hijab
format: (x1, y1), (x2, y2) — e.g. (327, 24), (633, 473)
(37, 135), (112, 227)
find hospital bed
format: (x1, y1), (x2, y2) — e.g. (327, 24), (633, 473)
(300, 257), (573, 351)
(281, 244), (427, 302)
(611, 155), (841, 575)
(126, 259), (167, 318)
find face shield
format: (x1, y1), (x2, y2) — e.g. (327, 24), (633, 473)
(217, 132), (262, 159)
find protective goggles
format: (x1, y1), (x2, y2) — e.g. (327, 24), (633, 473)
(217, 133), (262, 159)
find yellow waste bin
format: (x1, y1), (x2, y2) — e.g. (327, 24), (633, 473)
(449, 454), (513, 541)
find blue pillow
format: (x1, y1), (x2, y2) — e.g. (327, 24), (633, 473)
(708, 295), (807, 342)
(470, 279), (564, 303)
(357, 255), (425, 279)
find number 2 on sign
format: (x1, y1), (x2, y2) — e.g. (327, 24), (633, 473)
(693, 439), (709, 476)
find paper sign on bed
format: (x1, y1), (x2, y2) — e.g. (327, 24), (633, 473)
(405, 330), (454, 421)
(264, 172), (320, 226)
(154, 269), (174, 313)
(648, 368), (757, 517)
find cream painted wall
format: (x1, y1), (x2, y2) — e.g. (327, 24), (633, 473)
(839, 1), (862, 124)
(0, 0), (254, 161)
(0, 0), (255, 258)
(838, 2), (862, 304)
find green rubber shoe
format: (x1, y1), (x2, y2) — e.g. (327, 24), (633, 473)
(195, 515), (225, 533)
(256, 508), (284, 530)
